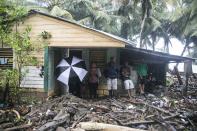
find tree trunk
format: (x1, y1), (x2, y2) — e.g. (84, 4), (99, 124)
(174, 66), (183, 85)
(139, 8), (147, 48)
(120, 22), (129, 39)
(183, 75), (189, 96)
(2, 80), (9, 104)
(153, 42), (155, 51)
(176, 41), (190, 67)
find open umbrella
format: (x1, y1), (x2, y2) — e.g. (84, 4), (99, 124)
(56, 56), (88, 85)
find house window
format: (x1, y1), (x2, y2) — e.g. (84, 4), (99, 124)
(89, 49), (106, 70)
(0, 48), (13, 69)
(0, 58), (8, 64)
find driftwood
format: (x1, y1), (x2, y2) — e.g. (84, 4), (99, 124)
(0, 123), (14, 129)
(11, 109), (21, 120)
(37, 110), (70, 131)
(0, 109), (21, 119)
(53, 109), (68, 121)
(113, 113), (179, 126)
(71, 128), (85, 131)
(154, 118), (177, 131)
(71, 112), (88, 128)
(110, 99), (126, 109)
(4, 124), (32, 131)
(144, 103), (175, 116)
(126, 99), (176, 116)
(37, 117), (69, 131)
(1, 93), (195, 130)
(94, 105), (111, 112)
(77, 122), (146, 131)
(56, 126), (67, 131)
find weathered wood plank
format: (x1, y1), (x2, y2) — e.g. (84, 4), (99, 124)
(21, 66), (44, 88)
(16, 14), (125, 48)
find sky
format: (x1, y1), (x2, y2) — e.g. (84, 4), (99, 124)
(155, 38), (187, 56)
(136, 37), (194, 71)
(155, 38), (197, 72)
(156, 38), (186, 70)
(136, 37), (186, 56)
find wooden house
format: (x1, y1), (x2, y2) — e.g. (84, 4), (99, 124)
(5, 10), (193, 96)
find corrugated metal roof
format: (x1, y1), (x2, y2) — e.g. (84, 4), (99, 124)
(125, 45), (195, 62)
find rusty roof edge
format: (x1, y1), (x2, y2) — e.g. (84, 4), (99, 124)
(27, 10), (136, 47)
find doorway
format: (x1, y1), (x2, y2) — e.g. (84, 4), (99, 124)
(69, 49), (82, 59)
(68, 49), (82, 97)
(53, 48), (83, 96)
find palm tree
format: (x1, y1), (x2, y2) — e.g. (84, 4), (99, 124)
(8, 0), (197, 55)
(168, 0), (197, 57)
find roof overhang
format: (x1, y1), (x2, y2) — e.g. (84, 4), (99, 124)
(124, 44), (195, 63)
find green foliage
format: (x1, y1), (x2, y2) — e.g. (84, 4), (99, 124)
(41, 30), (52, 39)
(6, 26), (39, 68)
(0, 69), (21, 103)
(50, 6), (73, 20)
(0, 1), (42, 104)
(67, 0), (95, 20)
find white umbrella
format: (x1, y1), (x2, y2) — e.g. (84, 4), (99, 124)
(56, 56), (87, 85)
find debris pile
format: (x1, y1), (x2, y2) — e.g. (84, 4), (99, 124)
(0, 92), (196, 131)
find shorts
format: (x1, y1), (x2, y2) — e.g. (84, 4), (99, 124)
(107, 78), (117, 90)
(124, 80), (134, 90)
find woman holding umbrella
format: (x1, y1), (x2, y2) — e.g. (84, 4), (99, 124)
(56, 56), (88, 97)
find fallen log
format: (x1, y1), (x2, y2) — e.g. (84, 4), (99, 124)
(37, 118), (69, 131)
(4, 124), (32, 131)
(77, 122), (147, 131)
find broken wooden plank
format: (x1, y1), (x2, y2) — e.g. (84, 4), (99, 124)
(77, 122), (146, 131)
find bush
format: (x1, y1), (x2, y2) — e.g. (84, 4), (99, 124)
(0, 69), (21, 104)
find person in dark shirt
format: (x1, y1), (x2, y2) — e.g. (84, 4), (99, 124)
(105, 57), (118, 98)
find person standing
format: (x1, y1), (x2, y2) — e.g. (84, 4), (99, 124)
(136, 63), (148, 95)
(121, 61), (134, 99)
(88, 63), (101, 99)
(105, 57), (118, 98)
(130, 66), (138, 88)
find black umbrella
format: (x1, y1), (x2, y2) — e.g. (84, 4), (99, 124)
(56, 56), (88, 85)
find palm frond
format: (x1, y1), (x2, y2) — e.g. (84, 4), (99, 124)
(50, 6), (73, 20)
